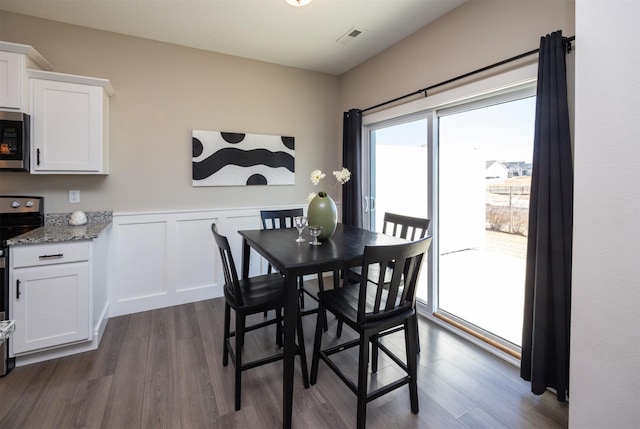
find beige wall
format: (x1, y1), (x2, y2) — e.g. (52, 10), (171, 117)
(339, 0), (575, 112)
(0, 12), (341, 213)
(0, 2), (575, 214)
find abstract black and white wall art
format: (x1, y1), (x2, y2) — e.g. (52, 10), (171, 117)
(192, 130), (295, 186)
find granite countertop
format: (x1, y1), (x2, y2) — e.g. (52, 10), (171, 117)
(6, 211), (113, 246)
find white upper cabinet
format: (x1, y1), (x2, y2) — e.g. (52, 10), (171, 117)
(28, 70), (114, 174)
(1, 42), (114, 175)
(0, 41), (53, 111)
(0, 51), (24, 110)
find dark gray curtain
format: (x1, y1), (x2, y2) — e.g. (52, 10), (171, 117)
(342, 109), (363, 227)
(520, 30), (573, 402)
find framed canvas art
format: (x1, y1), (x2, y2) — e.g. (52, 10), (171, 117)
(192, 130), (295, 186)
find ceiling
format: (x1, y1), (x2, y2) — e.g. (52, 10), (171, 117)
(0, 0), (467, 75)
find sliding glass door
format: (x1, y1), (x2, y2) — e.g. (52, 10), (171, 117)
(437, 94), (535, 347)
(365, 117), (431, 302)
(366, 118), (430, 230)
(363, 77), (536, 351)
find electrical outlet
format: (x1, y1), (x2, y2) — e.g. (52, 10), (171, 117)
(69, 190), (80, 204)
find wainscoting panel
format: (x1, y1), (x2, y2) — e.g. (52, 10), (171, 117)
(175, 216), (218, 292)
(116, 220), (168, 301)
(108, 206), (307, 317)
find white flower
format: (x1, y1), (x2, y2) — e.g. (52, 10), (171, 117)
(310, 169), (326, 186)
(309, 167), (351, 198)
(333, 168), (351, 185)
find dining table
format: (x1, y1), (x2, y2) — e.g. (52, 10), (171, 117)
(238, 223), (408, 429)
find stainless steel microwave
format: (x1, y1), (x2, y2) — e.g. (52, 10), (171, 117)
(0, 111), (30, 171)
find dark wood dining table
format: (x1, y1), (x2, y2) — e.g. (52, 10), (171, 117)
(238, 223), (407, 429)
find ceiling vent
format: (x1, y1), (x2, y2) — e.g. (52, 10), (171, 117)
(337, 27), (365, 45)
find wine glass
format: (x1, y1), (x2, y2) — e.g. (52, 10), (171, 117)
(308, 225), (322, 246)
(294, 215), (307, 242)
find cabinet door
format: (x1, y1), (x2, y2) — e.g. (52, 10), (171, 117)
(11, 262), (90, 355)
(0, 51), (25, 110)
(30, 78), (105, 173)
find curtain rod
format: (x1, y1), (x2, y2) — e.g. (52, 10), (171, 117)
(362, 35), (575, 113)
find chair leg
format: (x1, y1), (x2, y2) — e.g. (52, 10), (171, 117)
(234, 313), (245, 411)
(310, 303), (327, 385)
(405, 316), (419, 414)
(371, 333), (379, 373)
(356, 332), (370, 429)
(223, 303), (231, 366)
(332, 270), (341, 289)
(276, 308), (283, 348)
(298, 275), (305, 310)
(296, 309), (310, 388)
(332, 270), (345, 336)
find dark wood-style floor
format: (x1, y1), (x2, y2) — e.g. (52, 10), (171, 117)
(0, 289), (568, 428)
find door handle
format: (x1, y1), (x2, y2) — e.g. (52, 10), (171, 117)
(37, 148), (41, 166)
(16, 279), (21, 299)
(363, 196), (369, 213)
(371, 196), (376, 213)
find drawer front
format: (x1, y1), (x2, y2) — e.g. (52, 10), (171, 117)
(12, 241), (90, 268)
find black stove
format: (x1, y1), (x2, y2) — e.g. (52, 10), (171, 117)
(0, 195), (44, 376)
(0, 196), (44, 247)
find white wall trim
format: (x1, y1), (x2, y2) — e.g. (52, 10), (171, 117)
(107, 204), (333, 317)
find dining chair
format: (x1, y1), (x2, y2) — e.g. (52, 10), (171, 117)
(345, 212), (431, 285)
(310, 236), (432, 429)
(212, 223), (309, 411)
(260, 208), (330, 331)
(340, 212), (431, 348)
(260, 209), (304, 308)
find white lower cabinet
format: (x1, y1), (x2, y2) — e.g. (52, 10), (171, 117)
(10, 241), (91, 355)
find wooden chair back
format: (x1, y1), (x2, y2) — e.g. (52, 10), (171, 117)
(260, 208), (304, 230)
(357, 236), (432, 324)
(260, 208), (304, 274)
(382, 212), (430, 241)
(211, 224), (243, 307)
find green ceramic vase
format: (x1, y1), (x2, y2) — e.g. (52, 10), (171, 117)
(307, 192), (337, 240)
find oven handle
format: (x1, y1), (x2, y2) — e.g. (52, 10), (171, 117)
(39, 253), (63, 259)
